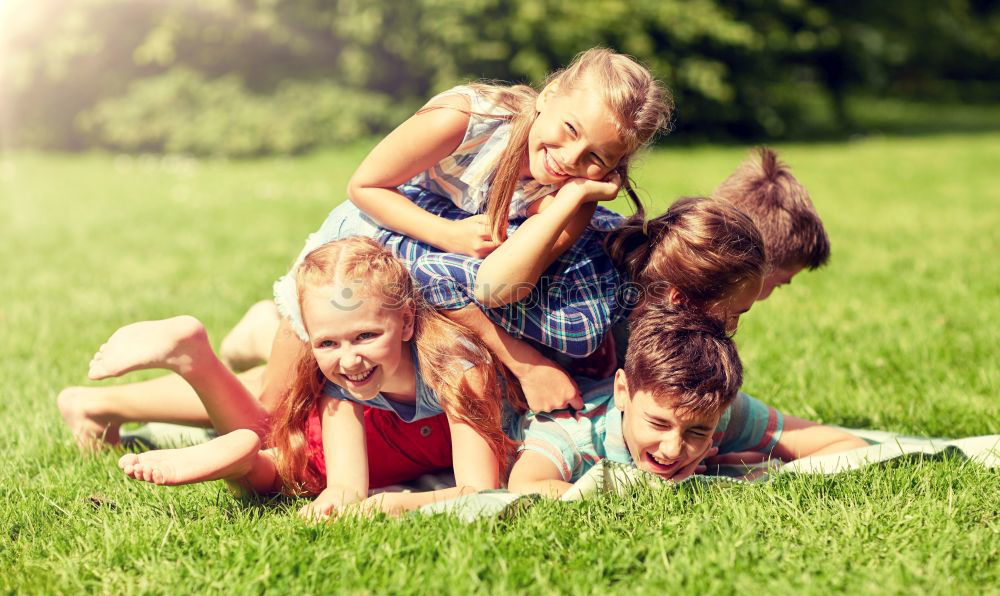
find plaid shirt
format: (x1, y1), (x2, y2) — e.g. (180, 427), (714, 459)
(378, 186), (631, 357)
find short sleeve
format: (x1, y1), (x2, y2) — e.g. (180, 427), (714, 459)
(713, 392), (784, 455)
(519, 416), (579, 482)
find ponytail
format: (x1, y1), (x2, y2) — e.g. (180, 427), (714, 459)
(605, 209), (670, 284)
(606, 197), (766, 305)
(483, 88), (537, 242)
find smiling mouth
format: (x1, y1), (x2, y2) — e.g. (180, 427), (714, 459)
(643, 452), (681, 477)
(340, 367), (376, 386)
(542, 148), (568, 178)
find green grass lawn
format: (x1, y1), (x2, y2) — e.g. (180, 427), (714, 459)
(2, 133), (998, 593)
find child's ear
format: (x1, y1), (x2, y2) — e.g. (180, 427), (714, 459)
(536, 79), (561, 111)
(612, 368), (630, 411)
(667, 287), (688, 307)
(401, 304), (416, 341)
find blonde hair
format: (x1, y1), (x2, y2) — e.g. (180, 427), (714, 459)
(606, 197), (766, 306)
(430, 48), (673, 241)
(269, 237), (525, 495)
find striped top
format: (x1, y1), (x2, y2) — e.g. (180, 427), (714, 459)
(405, 85), (559, 219)
(519, 377), (784, 483)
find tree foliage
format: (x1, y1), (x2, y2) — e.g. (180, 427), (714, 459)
(1, 0), (996, 155)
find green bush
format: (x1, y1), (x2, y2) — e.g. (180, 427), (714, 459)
(79, 69), (411, 157)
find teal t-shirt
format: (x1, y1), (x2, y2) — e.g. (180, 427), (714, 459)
(519, 377), (784, 483)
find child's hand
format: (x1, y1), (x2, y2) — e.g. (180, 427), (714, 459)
(520, 358), (584, 412)
(298, 487), (361, 522)
(558, 172), (622, 204)
(444, 214), (501, 258)
(357, 492), (408, 517)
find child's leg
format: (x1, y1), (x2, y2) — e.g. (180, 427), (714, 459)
(59, 315), (304, 450)
(219, 300), (281, 372)
(118, 429), (278, 492)
(57, 366), (264, 449)
(87, 315), (269, 435)
(256, 316), (308, 413)
(445, 305), (582, 412)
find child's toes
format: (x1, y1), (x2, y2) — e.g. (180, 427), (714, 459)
(88, 361), (106, 380)
(137, 464), (153, 482)
(118, 453), (139, 470)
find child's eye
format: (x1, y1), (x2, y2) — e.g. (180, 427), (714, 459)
(356, 331), (379, 341)
(590, 153), (606, 167)
(317, 339), (335, 349)
(565, 122), (577, 136)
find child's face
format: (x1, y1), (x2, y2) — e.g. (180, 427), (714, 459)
(756, 263), (804, 301)
(706, 276), (763, 334)
(612, 370), (721, 480)
(301, 283), (414, 401)
(526, 77), (628, 185)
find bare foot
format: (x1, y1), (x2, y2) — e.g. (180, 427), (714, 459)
(88, 315), (210, 380)
(57, 387), (121, 450)
(220, 300), (280, 372)
(118, 429), (261, 486)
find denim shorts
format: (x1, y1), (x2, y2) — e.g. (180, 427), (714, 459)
(272, 201), (381, 342)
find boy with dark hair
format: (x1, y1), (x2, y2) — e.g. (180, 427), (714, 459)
(713, 147), (830, 300)
(508, 302), (866, 497)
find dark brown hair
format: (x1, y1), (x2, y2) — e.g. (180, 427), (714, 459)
(713, 147), (830, 270)
(606, 196), (766, 306)
(624, 301), (742, 414)
(269, 237), (525, 495)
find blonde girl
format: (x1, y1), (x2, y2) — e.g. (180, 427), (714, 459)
(271, 47), (673, 414)
(91, 238), (525, 517)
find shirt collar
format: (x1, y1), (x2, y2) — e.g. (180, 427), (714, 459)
(602, 399), (634, 466)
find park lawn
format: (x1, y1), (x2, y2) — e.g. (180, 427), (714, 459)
(1, 132), (998, 593)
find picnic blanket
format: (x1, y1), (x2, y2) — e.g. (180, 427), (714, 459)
(415, 428), (1000, 521)
(121, 424), (999, 522)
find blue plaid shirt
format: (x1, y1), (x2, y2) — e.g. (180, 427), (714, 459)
(378, 186), (631, 357)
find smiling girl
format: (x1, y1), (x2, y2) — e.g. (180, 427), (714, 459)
(92, 238), (525, 517)
(271, 47), (673, 414)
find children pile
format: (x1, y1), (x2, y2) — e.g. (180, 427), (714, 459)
(59, 47), (869, 518)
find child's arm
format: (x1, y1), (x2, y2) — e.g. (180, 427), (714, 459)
(298, 397), (369, 520)
(507, 451), (573, 497)
(352, 416), (502, 516)
(447, 305), (583, 412)
(412, 249), (615, 359)
(349, 368), (504, 515)
(713, 394), (869, 466)
(770, 415), (870, 460)
(473, 175), (621, 307)
(347, 95), (499, 258)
